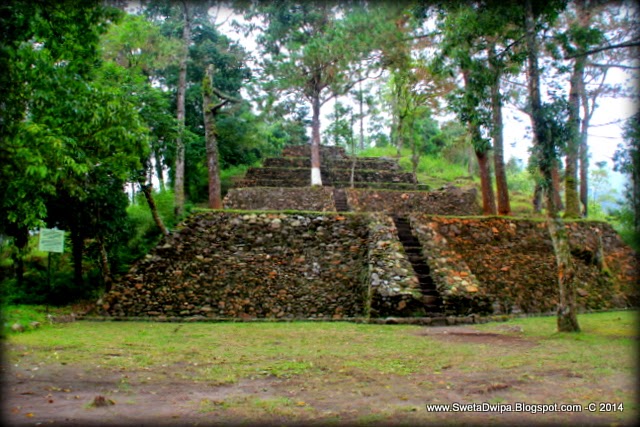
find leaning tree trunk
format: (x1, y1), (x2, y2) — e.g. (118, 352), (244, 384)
(140, 181), (170, 236)
(310, 94), (323, 186)
(524, 0), (579, 332)
(97, 236), (113, 293)
(489, 44), (511, 216)
(174, 1), (191, 218)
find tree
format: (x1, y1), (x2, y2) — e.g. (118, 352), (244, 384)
(524, 0), (580, 332)
(552, 0), (607, 218)
(100, 16), (180, 235)
(434, 1), (525, 215)
(247, 1), (397, 186)
(202, 64), (241, 209)
(173, 1), (191, 217)
(0, 1), (149, 292)
(614, 113), (640, 248)
(0, 0), (126, 286)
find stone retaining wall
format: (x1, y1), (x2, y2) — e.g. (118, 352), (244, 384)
(238, 179), (430, 191)
(97, 212), (637, 321)
(282, 145), (347, 159)
(223, 187), (335, 212)
(222, 187), (476, 213)
(347, 187), (480, 216)
(264, 157), (401, 171)
(411, 215), (638, 314)
(244, 167), (416, 185)
(100, 212), (372, 319)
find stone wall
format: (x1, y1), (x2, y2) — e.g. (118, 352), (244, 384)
(347, 187), (481, 216)
(221, 186), (477, 213)
(223, 187), (335, 212)
(98, 212), (637, 321)
(411, 215), (638, 314)
(282, 145), (347, 159)
(101, 211), (372, 319)
(264, 157), (401, 171)
(243, 167), (416, 186)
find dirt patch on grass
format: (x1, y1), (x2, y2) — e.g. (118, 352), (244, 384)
(414, 325), (538, 348)
(2, 323), (636, 426)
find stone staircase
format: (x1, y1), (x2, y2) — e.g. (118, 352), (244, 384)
(237, 144), (423, 191)
(333, 189), (349, 212)
(392, 215), (443, 315)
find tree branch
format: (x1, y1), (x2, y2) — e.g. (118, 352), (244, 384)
(588, 62), (640, 70)
(565, 39), (640, 59)
(210, 86), (242, 103)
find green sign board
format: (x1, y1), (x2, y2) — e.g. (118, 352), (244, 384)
(39, 228), (65, 253)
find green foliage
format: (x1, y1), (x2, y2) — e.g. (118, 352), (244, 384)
(0, 235), (102, 306)
(0, 0), (153, 297)
(324, 102), (354, 148)
(249, 1), (401, 153)
(123, 190), (179, 270)
(359, 146), (470, 187)
(612, 113), (640, 250)
(506, 158), (536, 194)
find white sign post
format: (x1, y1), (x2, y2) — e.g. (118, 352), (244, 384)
(39, 228), (65, 313)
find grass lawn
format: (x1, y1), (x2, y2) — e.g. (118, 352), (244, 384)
(2, 309), (638, 426)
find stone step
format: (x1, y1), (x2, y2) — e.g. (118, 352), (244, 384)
(244, 167), (417, 185)
(237, 179), (430, 191)
(333, 189), (350, 213)
(392, 215), (444, 314)
(264, 157), (402, 171)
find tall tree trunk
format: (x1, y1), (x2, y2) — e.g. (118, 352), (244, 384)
(203, 66), (223, 209)
(350, 113), (357, 188)
(130, 182), (136, 205)
(358, 79), (365, 151)
(174, 1), (190, 218)
(311, 93), (323, 186)
(564, 54), (585, 218)
(140, 181), (170, 236)
(476, 148), (497, 215)
(579, 95), (590, 217)
(489, 43), (511, 216)
(395, 117), (405, 157)
(154, 147), (165, 192)
(533, 183), (543, 213)
(11, 226), (29, 289)
(551, 164), (564, 211)
(70, 221), (84, 289)
(524, 0), (579, 332)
